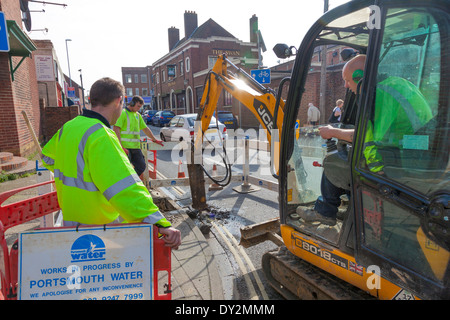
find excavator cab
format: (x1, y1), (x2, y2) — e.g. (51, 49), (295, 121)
(275, 0), (449, 299)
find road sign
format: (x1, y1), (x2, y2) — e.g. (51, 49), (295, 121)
(67, 87), (76, 98)
(0, 12), (10, 52)
(251, 68), (271, 85)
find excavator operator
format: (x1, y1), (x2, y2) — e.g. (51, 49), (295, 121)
(297, 54), (433, 226)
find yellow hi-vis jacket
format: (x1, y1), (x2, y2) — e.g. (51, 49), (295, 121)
(42, 112), (171, 227)
(114, 108), (147, 149)
(363, 76), (432, 173)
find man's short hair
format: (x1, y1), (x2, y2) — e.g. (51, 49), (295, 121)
(90, 77), (124, 108)
(130, 96), (144, 106)
(336, 99), (344, 106)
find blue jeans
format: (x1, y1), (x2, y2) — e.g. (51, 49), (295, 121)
(313, 173), (349, 219)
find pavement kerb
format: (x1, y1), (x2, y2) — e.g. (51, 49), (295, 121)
(157, 187), (226, 300)
(184, 214), (224, 300)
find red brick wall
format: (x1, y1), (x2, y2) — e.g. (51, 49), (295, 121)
(0, 0), (41, 157)
(0, 54), (20, 153)
(43, 106), (80, 142)
(296, 69), (346, 126)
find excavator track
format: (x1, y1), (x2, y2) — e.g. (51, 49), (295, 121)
(262, 247), (375, 300)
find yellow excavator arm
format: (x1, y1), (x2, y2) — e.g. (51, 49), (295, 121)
(194, 54), (285, 156)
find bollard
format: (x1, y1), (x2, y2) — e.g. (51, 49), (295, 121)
(233, 136), (259, 194)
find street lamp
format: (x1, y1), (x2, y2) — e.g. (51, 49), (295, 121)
(65, 39), (72, 87)
(79, 69), (86, 109)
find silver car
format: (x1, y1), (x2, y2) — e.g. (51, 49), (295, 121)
(159, 113), (228, 143)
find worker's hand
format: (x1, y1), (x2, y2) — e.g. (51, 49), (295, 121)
(317, 125), (336, 140)
(158, 226), (181, 250)
(122, 147), (129, 155)
(153, 139), (164, 146)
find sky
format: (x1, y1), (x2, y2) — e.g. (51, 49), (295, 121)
(27, 0), (350, 93)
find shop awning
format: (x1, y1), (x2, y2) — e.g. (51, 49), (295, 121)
(6, 20), (36, 81)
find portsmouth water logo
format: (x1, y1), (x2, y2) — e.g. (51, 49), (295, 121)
(71, 234), (106, 263)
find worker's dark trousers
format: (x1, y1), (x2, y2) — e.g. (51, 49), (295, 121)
(313, 174), (349, 219)
(127, 148), (146, 176)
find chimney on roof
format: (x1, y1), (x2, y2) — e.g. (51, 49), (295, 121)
(168, 26), (180, 51)
(184, 10), (198, 39)
(250, 14), (258, 43)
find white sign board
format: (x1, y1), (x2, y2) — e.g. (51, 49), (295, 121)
(34, 55), (55, 81)
(18, 224), (154, 300)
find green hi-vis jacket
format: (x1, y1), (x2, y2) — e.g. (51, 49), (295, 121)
(363, 76), (433, 173)
(42, 112), (171, 227)
(114, 108), (147, 149)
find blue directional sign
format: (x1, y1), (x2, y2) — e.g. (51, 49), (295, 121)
(251, 68), (271, 85)
(67, 87), (76, 98)
(0, 12), (10, 52)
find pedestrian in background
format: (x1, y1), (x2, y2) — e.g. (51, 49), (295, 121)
(328, 99), (344, 123)
(307, 102), (321, 126)
(42, 78), (181, 249)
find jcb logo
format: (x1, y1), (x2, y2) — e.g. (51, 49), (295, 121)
(254, 99), (273, 132)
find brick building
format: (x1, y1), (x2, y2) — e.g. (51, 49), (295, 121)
(151, 11), (260, 128)
(0, 0), (40, 156)
(121, 66), (152, 108)
(31, 40), (81, 141)
(33, 39), (71, 107)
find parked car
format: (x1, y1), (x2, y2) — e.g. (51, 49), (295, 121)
(216, 111), (238, 129)
(159, 113), (228, 143)
(143, 110), (158, 124)
(151, 110), (175, 127)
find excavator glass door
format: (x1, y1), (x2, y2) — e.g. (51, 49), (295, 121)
(351, 4), (449, 300)
(281, 5), (371, 248)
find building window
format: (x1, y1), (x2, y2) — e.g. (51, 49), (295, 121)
(208, 56), (218, 69)
(156, 73), (160, 84)
(180, 61), (184, 76)
(125, 74), (132, 83)
(168, 65), (176, 78)
(135, 88), (139, 95)
(195, 87), (204, 111)
(141, 74), (147, 83)
(185, 57), (190, 73)
(126, 88), (133, 96)
(224, 90), (232, 106)
(134, 75), (139, 83)
(142, 88), (148, 96)
(162, 70), (166, 83)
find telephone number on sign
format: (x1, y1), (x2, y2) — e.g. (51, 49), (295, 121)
(84, 293), (144, 300)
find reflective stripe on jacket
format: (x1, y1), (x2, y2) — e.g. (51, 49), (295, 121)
(42, 115), (170, 227)
(115, 109), (147, 149)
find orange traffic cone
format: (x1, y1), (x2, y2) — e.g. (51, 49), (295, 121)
(208, 164), (223, 191)
(178, 160), (186, 178)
